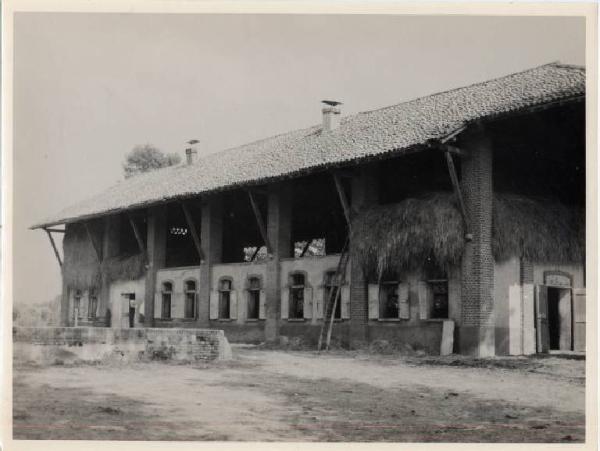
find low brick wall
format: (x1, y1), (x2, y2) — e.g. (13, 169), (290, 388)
(13, 327), (232, 364)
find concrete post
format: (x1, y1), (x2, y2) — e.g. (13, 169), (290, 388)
(198, 196), (223, 327)
(144, 206), (167, 327)
(458, 126), (495, 356)
(348, 166), (378, 347)
(265, 182), (292, 342)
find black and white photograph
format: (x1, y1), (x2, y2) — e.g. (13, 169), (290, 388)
(2, 1), (596, 448)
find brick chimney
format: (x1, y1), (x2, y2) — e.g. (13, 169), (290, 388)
(185, 139), (199, 165)
(321, 100), (342, 131)
(185, 148), (197, 165)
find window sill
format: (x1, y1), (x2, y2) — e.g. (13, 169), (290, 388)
(159, 318), (172, 321)
(216, 318), (235, 322)
(246, 318), (263, 322)
(377, 318), (402, 322)
(287, 318), (306, 322)
(424, 318), (450, 322)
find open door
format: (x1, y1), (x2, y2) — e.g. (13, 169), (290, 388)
(535, 285), (550, 353)
(573, 288), (586, 352)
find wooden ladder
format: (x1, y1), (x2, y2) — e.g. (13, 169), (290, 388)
(317, 238), (351, 352)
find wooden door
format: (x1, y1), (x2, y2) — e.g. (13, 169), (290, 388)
(535, 285), (550, 353)
(573, 288), (586, 352)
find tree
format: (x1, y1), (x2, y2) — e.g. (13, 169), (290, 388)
(123, 144), (181, 179)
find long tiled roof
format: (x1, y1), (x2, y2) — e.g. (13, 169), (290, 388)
(33, 62), (585, 228)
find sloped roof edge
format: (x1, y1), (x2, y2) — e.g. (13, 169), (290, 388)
(32, 62), (586, 229)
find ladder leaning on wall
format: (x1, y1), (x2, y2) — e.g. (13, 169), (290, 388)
(317, 237), (351, 352)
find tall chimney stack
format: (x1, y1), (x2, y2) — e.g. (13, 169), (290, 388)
(185, 139), (199, 165)
(321, 100), (342, 132)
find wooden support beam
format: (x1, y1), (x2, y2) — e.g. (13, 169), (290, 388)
(248, 190), (272, 253)
(44, 228), (63, 268)
(84, 222), (103, 262)
(440, 124), (467, 144)
(127, 214), (146, 255)
(180, 201), (205, 262)
(250, 246), (261, 262)
(444, 150), (471, 239)
(333, 172), (352, 231)
(45, 228), (66, 234)
(299, 239), (311, 258)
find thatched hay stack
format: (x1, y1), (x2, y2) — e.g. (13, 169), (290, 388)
(100, 253), (147, 283)
(63, 223), (147, 290)
(493, 194), (584, 263)
(63, 223), (101, 290)
(351, 192), (584, 278)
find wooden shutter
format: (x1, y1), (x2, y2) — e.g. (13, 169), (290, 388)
(440, 320), (455, 355)
(209, 291), (219, 320)
(368, 284), (379, 320)
(281, 287), (289, 319)
(398, 282), (410, 319)
(418, 281), (429, 320)
(303, 287), (313, 319)
(229, 290), (238, 320)
(573, 288), (586, 352)
(341, 285), (351, 319)
(535, 285), (549, 353)
(522, 283), (536, 355)
(259, 289), (266, 320)
(315, 287), (325, 319)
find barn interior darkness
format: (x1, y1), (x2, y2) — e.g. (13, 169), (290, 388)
(165, 201), (202, 267)
(491, 102), (585, 206)
(118, 212), (147, 256)
(378, 151), (455, 205)
(291, 172), (349, 255)
(221, 189), (266, 263)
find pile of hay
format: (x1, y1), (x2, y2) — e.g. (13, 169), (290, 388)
(63, 223), (147, 290)
(100, 253), (147, 283)
(351, 191), (584, 278)
(63, 223), (101, 291)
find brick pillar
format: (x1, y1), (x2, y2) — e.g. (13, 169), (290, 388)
(99, 215), (119, 326)
(144, 206), (167, 327)
(348, 166), (378, 347)
(265, 182), (292, 342)
(459, 126), (495, 356)
(198, 195), (223, 327)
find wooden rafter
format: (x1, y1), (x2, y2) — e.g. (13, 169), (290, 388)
(127, 213), (146, 255)
(180, 201), (204, 262)
(45, 228), (66, 233)
(444, 150), (471, 239)
(44, 228), (63, 268)
(332, 172), (352, 232)
(84, 221), (103, 262)
(247, 190), (272, 253)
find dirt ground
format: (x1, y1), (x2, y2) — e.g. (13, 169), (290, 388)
(13, 345), (585, 442)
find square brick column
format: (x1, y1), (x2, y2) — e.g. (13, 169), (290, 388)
(459, 126), (495, 356)
(265, 182), (292, 342)
(144, 206), (167, 327)
(348, 166), (378, 347)
(99, 215), (120, 325)
(198, 196), (223, 327)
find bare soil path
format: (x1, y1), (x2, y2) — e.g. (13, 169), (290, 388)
(13, 346), (585, 442)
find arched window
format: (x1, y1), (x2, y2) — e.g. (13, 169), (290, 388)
(219, 278), (233, 319)
(184, 280), (197, 319)
(88, 289), (98, 320)
(324, 271), (341, 319)
(379, 281), (399, 319)
(247, 277), (261, 320)
(289, 273), (305, 319)
(162, 282), (173, 319)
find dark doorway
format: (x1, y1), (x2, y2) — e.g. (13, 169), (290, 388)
(547, 288), (560, 350)
(128, 293), (136, 328)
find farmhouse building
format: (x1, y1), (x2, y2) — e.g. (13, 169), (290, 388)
(34, 63), (586, 356)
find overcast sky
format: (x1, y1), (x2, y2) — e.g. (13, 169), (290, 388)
(13, 13), (585, 304)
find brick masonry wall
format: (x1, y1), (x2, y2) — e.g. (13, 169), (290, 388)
(13, 327), (231, 362)
(460, 127), (494, 328)
(348, 166), (379, 345)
